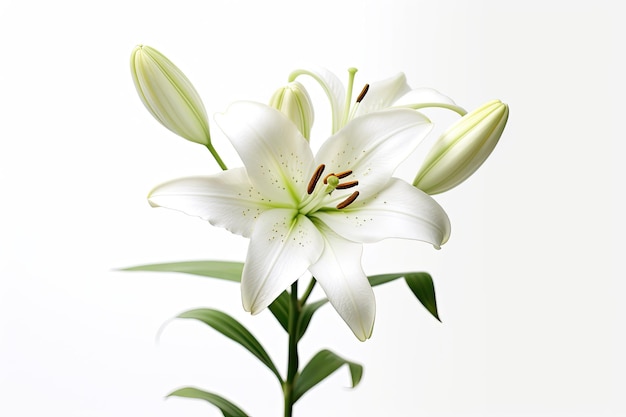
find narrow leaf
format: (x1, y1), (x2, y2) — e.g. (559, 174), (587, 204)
(178, 308), (282, 383)
(404, 272), (440, 321)
(168, 387), (248, 417)
(368, 272), (407, 287)
(293, 349), (363, 402)
(268, 291), (290, 331)
(121, 260), (244, 282)
(297, 299), (328, 342)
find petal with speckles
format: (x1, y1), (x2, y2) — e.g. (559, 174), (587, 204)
(309, 225), (375, 341)
(312, 178), (451, 248)
(241, 209), (324, 314)
(215, 101), (316, 206)
(147, 168), (268, 238)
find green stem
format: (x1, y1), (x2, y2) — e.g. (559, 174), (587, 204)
(299, 278), (317, 306)
(205, 143), (228, 171)
(284, 282), (300, 417)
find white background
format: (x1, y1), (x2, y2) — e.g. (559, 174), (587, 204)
(1, 1), (623, 416)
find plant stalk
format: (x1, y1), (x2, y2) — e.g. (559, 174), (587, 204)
(284, 281), (300, 417)
(206, 143), (228, 171)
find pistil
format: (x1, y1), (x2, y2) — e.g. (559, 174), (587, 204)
(341, 68), (359, 128)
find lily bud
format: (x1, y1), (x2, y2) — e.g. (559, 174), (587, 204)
(130, 45), (211, 146)
(269, 81), (314, 140)
(414, 100), (509, 195)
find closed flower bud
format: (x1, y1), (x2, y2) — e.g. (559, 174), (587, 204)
(269, 81), (314, 140)
(130, 45), (211, 146)
(414, 100), (509, 195)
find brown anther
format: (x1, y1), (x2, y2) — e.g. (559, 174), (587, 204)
(307, 164), (325, 194)
(336, 191), (360, 209)
(336, 180), (359, 190)
(335, 170), (353, 179)
(322, 172), (335, 184)
(356, 84), (370, 103)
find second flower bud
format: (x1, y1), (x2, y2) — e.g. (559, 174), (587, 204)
(269, 81), (314, 140)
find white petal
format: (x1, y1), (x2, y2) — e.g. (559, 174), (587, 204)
(242, 209), (324, 314)
(393, 87), (457, 108)
(353, 72), (411, 117)
(314, 109), (432, 201)
(289, 67), (346, 134)
(215, 101), (315, 205)
(312, 178), (451, 248)
(147, 168), (268, 237)
(309, 226), (375, 342)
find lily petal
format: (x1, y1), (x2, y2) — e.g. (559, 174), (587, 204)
(147, 168), (267, 237)
(242, 209), (324, 314)
(309, 225), (375, 341)
(393, 87), (458, 108)
(353, 72), (411, 117)
(314, 109), (432, 201)
(312, 178), (451, 248)
(288, 67), (346, 134)
(215, 101), (316, 205)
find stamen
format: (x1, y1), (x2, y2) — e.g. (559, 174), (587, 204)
(356, 84), (370, 103)
(335, 170), (352, 179)
(336, 180), (359, 190)
(307, 164), (325, 194)
(336, 191), (359, 209)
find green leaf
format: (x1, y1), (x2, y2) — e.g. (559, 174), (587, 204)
(293, 349), (363, 402)
(367, 272), (407, 287)
(121, 260), (244, 282)
(404, 272), (440, 322)
(167, 387), (248, 417)
(268, 291), (290, 332)
(178, 308), (282, 383)
(296, 299), (328, 342)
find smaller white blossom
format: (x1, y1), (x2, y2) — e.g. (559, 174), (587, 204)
(288, 68), (464, 133)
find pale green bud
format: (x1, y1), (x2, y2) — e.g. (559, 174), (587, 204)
(269, 81), (314, 140)
(414, 100), (509, 195)
(130, 45), (211, 146)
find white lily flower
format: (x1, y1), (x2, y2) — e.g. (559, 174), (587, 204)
(288, 68), (465, 134)
(413, 100), (509, 195)
(130, 45), (211, 146)
(148, 102), (451, 341)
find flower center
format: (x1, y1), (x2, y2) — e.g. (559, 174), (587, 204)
(298, 164), (360, 215)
